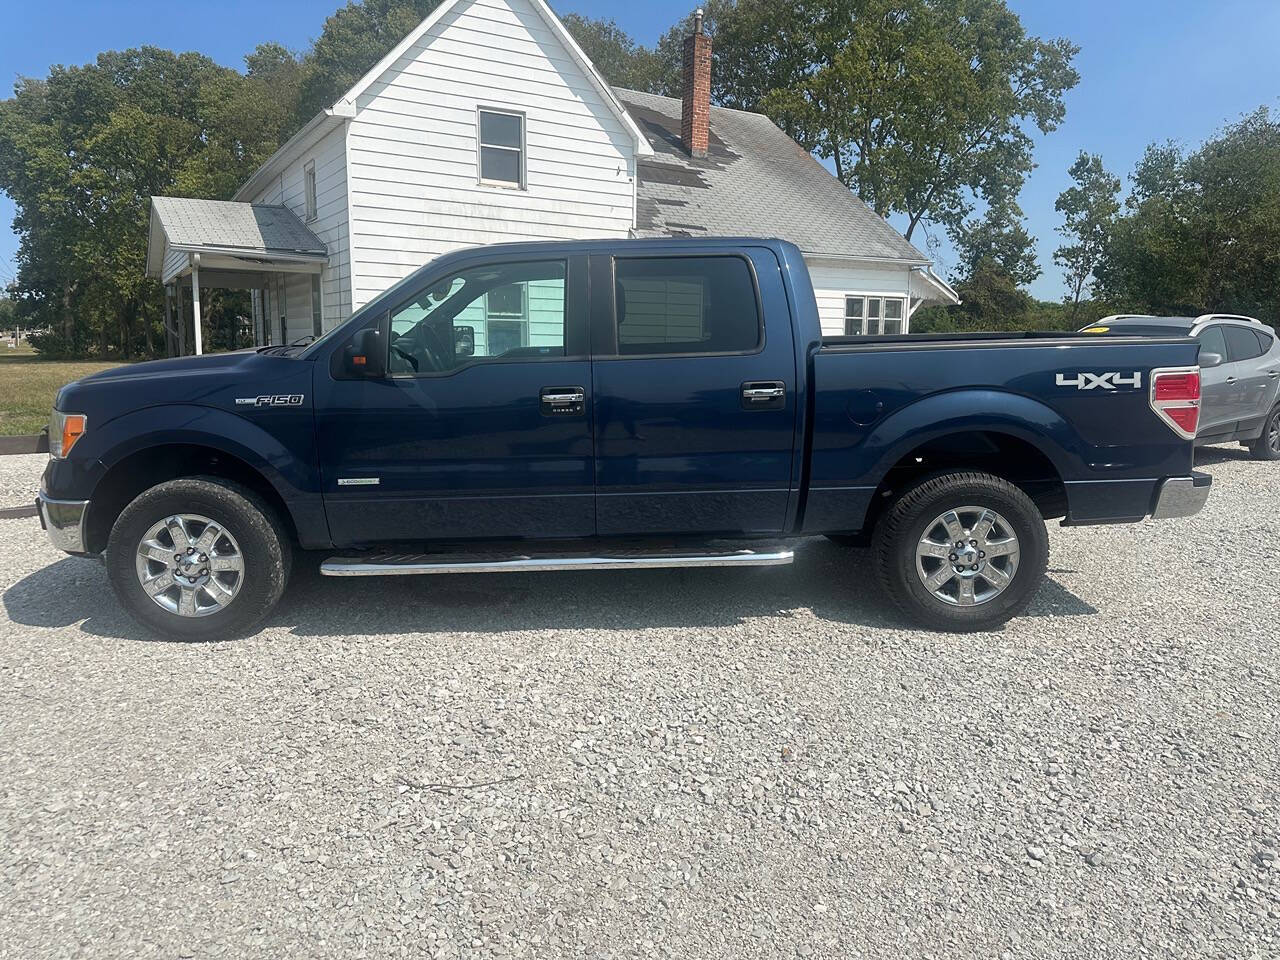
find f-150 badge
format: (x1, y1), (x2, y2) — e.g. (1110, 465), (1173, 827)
(235, 394), (305, 407)
(1055, 372), (1142, 390)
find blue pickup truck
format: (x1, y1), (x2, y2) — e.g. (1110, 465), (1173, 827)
(39, 238), (1210, 638)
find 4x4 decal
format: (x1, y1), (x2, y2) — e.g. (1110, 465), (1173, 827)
(1055, 372), (1142, 391)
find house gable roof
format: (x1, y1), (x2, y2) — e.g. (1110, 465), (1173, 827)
(614, 87), (928, 264)
(236, 0), (652, 201)
(335, 0), (650, 156)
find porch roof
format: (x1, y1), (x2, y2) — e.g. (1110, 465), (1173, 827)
(146, 197), (328, 285)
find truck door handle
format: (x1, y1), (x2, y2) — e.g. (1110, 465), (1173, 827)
(741, 381), (786, 410)
(540, 386), (585, 416)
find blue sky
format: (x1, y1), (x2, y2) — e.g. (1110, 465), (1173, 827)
(1, 0), (1278, 299)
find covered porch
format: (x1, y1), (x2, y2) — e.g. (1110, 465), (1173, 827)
(146, 197), (329, 356)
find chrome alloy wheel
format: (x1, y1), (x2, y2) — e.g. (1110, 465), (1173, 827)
(1269, 409), (1280, 455)
(914, 506), (1020, 606)
(134, 514), (245, 618)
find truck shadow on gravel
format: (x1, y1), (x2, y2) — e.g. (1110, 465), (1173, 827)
(1194, 445), (1253, 466)
(4, 540), (1097, 643)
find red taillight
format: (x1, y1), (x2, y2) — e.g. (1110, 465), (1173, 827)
(1153, 373), (1201, 402)
(1150, 367), (1201, 439)
(1164, 405), (1200, 434)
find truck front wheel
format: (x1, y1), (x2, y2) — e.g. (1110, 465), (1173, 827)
(105, 477), (292, 641)
(872, 470), (1049, 632)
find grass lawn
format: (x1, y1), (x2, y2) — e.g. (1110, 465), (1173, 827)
(0, 355), (124, 436)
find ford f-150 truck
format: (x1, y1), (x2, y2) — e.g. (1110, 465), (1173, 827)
(39, 237), (1211, 638)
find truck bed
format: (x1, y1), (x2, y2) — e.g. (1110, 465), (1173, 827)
(802, 329), (1202, 533)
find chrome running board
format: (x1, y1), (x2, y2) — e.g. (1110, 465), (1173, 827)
(320, 545), (795, 577)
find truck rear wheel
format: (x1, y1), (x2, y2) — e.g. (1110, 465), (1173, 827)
(105, 477), (291, 641)
(872, 470), (1048, 632)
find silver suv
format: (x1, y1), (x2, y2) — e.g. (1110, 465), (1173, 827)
(1082, 314), (1280, 460)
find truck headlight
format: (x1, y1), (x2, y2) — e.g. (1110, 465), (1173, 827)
(49, 410), (87, 459)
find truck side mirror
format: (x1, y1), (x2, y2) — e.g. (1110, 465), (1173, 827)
(455, 325), (475, 358)
(343, 327), (386, 378)
(1200, 351), (1224, 368)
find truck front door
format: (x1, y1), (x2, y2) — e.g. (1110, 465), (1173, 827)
(314, 254), (594, 546)
(589, 248), (798, 537)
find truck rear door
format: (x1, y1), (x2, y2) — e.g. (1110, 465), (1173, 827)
(588, 247), (798, 536)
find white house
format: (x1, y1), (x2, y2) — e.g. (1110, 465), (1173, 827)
(145, 0), (956, 353)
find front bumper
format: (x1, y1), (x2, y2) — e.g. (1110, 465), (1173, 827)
(1150, 471), (1212, 520)
(37, 491), (91, 554)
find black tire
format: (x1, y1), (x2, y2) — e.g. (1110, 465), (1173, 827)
(1247, 404), (1280, 461)
(106, 477), (292, 640)
(872, 470), (1049, 632)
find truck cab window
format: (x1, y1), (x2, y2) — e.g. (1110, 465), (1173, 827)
(614, 256), (760, 356)
(388, 260), (565, 375)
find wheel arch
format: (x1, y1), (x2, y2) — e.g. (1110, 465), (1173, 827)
(84, 442), (302, 555)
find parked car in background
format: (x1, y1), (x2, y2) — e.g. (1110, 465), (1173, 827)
(1082, 315), (1280, 460)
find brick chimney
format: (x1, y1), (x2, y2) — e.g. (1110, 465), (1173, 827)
(681, 8), (711, 158)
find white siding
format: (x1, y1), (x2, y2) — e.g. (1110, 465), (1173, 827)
(250, 124), (352, 333)
(162, 248), (188, 285)
(346, 0), (635, 309)
(804, 257), (913, 337)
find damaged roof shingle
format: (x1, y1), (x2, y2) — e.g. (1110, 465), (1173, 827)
(614, 87), (928, 263)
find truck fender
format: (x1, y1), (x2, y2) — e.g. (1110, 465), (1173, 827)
(78, 404), (329, 549)
(862, 389), (1078, 484)
(90, 405), (316, 498)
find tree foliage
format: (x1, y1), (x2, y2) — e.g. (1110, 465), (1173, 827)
(1096, 109), (1280, 321)
(0, 47), (295, 358)
(952, 201), (1040, 288)
(1053, 151), (1119, 321)
(697, 0), (1079, 244)
(559, 14), (668, 93)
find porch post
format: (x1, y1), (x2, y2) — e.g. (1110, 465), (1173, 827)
(163, 285), (175, 357)
(191, 253), (204, 356)
(177, 280), (188, 356)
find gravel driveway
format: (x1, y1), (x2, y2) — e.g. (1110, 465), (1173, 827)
(1, 450), (1276, 959)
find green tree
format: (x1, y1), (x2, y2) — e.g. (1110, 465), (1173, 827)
(1054, 151), (1120, 322)
(695, 0), (1077, 243)
(1098, 109), (1280, 320)
(913, 260), (1034, 332)
(560, 14), (666, 92)
(0, 47), (287, 358)
(952, 201), (1040, 287)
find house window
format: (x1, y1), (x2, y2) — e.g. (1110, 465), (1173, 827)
(304, 160), (317, 221)
(311, 274), (323, 337)
(843, 295), (907, 335)
(844, 297), (864, 336)
(884, 298), (904, 335)
(486, 282), (527, 354)
(478, 109), (524, 187)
